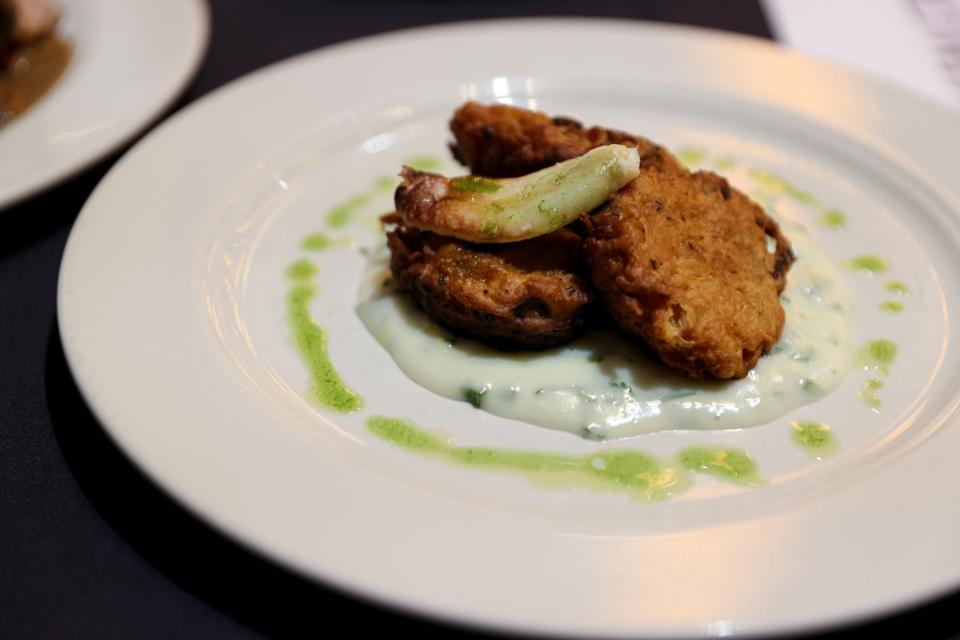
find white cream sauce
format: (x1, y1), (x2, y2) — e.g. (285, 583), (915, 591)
(357, 220), (852, 439)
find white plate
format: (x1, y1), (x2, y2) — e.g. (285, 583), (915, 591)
(0, 0), (208, 209)
(58, 19), (960, 638)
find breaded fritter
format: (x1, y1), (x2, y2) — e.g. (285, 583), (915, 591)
(1, 0), (60, 48)
(386, 218), (596, 349)
(584, 170), (793, 379)
(449, 102), (795, 379)
(450, 101), (682, 177)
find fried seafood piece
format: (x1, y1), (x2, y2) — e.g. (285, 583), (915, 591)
(395, 144), (639, 243)
(584, 170), (795, 379)
(1, 0), (60, 47)
(449, 101), (683, 177)
(386, 217), (597, 349)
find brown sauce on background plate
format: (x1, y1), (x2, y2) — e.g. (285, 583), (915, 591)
(0, 36), (72, 128)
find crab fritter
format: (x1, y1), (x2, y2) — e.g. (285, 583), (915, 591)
(450, 101), (683, 177)
(583, 170), (794, 379)
(386, 219), (596, 349)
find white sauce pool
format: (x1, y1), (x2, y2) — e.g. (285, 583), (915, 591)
(357, 220), (852, 439)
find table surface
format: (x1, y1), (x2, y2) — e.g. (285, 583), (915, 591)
(2, 1), (958, 638)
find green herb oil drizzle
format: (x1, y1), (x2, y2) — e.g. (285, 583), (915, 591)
(301, 232), (352, 252)
(324, 155), (445, 229)
(287, 259), (363, 412)
(367, 416), (691, 500)
(678, 446), (765, 485)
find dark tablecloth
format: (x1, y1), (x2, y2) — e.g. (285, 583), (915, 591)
(2, 1), (958, 637)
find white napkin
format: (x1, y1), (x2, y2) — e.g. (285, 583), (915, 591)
(763, 0), (960, 109)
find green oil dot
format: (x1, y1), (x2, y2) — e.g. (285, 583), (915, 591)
(286, 258), (318, 281)
(714, 156), (737, 170)
(301, 232), (352, 252)
(791, 421), (836, 456)
(819, 209), (847, 229)
(844, 255), (889, 275)
(677, 446), (763, 485)
(374, 175), (398, 192)
(784, 183), (815, 204)
(403, 155), (444, 172)
(747, 168), (816, 204)
(366, 416), (692, 500)
(749, 168), (782, 189)
(878, 300), (903, 313)
(676, 146), (706, 166)
(857, 339), (897, 371)
(859, 378), (884, 411)
(287, 264), (362, 413)
(326, 193), (369, 228)
(885, 280), (910, 295)
(301, 233), (333, 251)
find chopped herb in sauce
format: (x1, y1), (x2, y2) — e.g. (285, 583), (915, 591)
(464, 386), (490, 408)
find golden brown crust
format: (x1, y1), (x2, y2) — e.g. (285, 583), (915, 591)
(386, 219), (597, 349)
(433, 102), (796, 377)
(450, 101), (682, 177)
(583, 170), (794, 379)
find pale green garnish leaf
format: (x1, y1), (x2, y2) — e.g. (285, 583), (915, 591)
(395, 144), (641, 243)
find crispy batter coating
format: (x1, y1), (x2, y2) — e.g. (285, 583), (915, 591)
(386, 217), (596, 349)
(584, 170), (794, 379)
(450, 101), (682, 177)
(449, 102), (795, 379)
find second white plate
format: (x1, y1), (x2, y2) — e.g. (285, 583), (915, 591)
(0, 0), (209, 209)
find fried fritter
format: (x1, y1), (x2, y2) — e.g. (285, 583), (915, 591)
(386, 217), (596, 349)
(1, 0), (60, 47)
(584, 170), (793, 379)
(449, 102), (795, 379)
(450, 101), (682, 177)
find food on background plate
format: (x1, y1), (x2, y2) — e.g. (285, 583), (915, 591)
(0, 0), (58, 48)
(0, 0), (68, 127)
